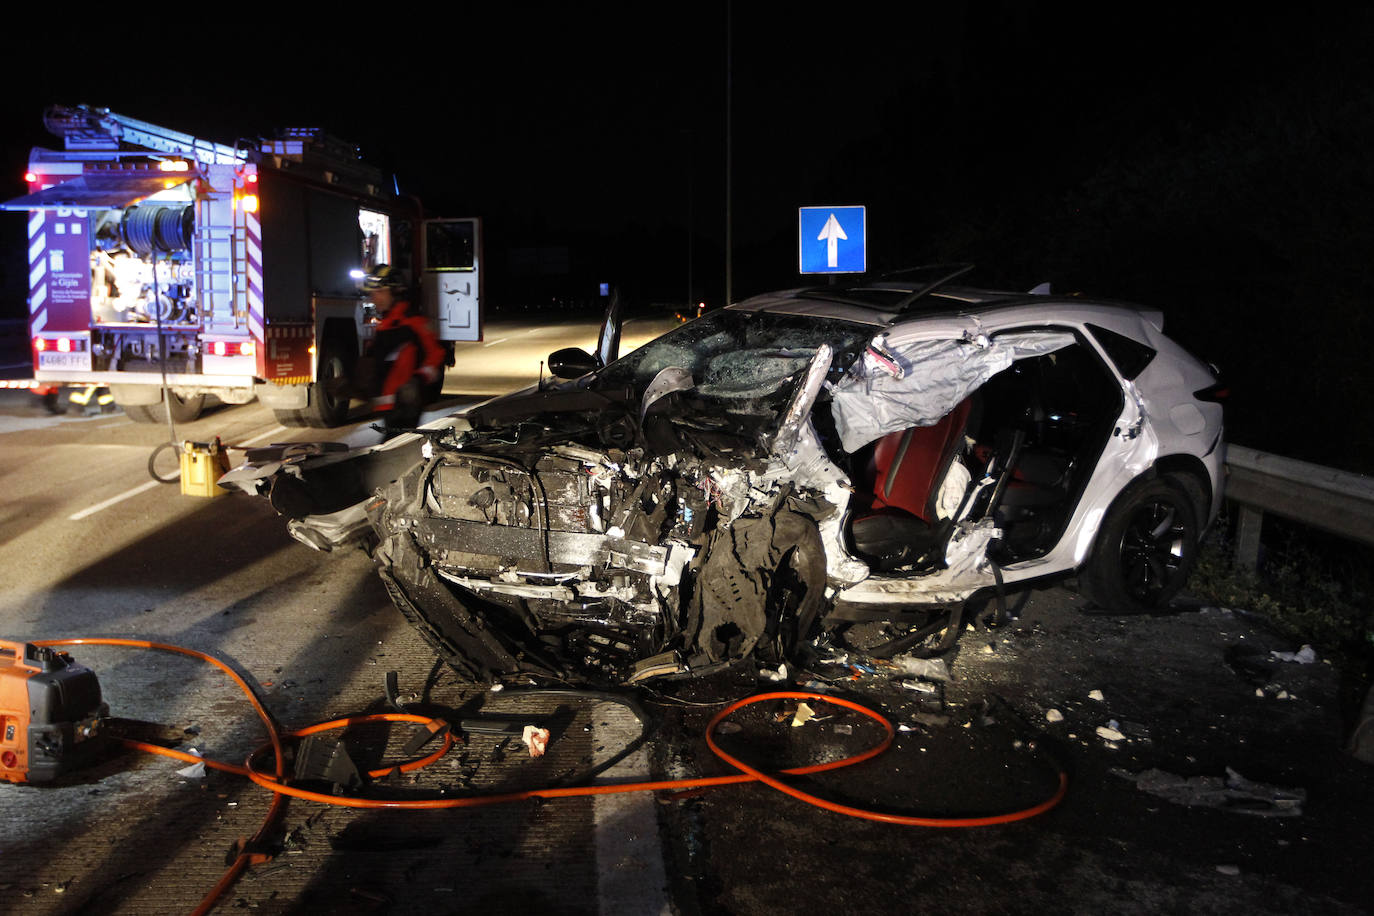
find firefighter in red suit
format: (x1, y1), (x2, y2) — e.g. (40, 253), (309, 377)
(362, 265), (445, 436)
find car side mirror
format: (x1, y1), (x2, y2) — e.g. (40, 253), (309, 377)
(547, 347), (601, 379)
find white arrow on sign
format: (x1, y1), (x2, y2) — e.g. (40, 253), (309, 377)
(817, 212), (848, 268)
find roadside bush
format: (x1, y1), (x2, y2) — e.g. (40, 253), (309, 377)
(1190, 510), (1374, 665)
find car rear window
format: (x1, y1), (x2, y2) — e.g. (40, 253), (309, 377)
(1087, 323), (1156, 380)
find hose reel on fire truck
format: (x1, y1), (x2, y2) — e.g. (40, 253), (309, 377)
(121, 205), (193, 256)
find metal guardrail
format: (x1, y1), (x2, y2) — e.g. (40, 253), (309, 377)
(1225, 444), (1374, 567)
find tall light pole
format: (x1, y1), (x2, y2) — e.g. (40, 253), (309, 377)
(724, 0), (733, 306)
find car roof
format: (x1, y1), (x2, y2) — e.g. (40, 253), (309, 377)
(728, 281), (1165, 332)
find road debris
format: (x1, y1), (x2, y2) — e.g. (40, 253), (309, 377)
(521, 726), (550, 758)
(1088, 689), (1105, 702)
(1114, 766), (1306, 816)
(1270, 645), (1317, 664)
(1045, 708), (1064, 723)
(887, 654), (951, 681)
(1096, 724), (1126, 743)
(176, 749), (205, 779)
(791, 703), (817, 727)
(1256, 685), (1297, 700)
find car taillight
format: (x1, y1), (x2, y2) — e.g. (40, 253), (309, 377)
(33, 338), (46, 352)
(1193, 382), (1229, 403)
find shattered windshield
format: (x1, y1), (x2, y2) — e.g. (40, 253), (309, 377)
(594, 309), (872, 399)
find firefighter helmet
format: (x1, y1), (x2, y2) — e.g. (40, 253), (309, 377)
(363, 264), (407, 292)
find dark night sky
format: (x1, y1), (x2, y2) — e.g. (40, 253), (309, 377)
(5, 4), (1374, 462)
(8, 4), (1355, 302)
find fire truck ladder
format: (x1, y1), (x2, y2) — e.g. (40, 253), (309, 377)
(43, 105), (246, 166)
(194, 192), (244, 333)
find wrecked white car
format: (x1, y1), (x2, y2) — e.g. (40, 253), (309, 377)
(223, 272), (1225, 684)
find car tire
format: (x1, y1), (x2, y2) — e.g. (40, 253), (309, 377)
(1082, 476), (1199, 614)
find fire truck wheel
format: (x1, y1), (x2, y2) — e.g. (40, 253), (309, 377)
(164, 392), (206, 423)
(41, 390), (70, 415)
(298, 342), (352, 427)
(119, 392), (205, 424)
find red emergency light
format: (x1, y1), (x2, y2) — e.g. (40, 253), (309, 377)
(208, 340), (256, 358)
(34, 337), (87, 353)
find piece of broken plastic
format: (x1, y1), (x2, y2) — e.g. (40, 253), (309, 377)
(761, 663), (788, 682)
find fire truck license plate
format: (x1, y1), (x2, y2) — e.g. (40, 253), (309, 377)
(38, 352), (92, 372)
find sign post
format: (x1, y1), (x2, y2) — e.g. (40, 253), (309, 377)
(799, 205), (866, 275)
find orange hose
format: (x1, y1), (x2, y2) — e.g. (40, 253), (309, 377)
(704, 691), (1069, 827)
(37, 637), (288, 916)
(36, 638), (1067, 912)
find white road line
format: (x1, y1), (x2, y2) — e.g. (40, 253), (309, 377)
(482, 337), (509, 348)
(68, 480), (162, 521)
(236, 425), (288, 448)
(593, 702), (671, 915)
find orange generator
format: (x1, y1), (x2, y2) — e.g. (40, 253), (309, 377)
(0, 641), (106, 783)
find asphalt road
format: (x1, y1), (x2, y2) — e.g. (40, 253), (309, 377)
(0, 313), (1370, 915)
(0, 314), (681, 914)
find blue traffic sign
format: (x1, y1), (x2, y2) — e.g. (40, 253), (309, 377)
(799, 205), (866, 274)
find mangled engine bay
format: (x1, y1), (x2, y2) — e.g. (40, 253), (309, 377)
(368, 350), (845, 686)
(373, 438), (831, 684)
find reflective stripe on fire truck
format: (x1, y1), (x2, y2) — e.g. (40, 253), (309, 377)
(246, 211), (264, 343)
(28, 211), (47, 333)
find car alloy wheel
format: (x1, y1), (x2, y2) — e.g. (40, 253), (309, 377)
(1084, 477), (1199, 613)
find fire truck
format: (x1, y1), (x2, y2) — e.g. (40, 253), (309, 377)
(2, 105), (482, 425)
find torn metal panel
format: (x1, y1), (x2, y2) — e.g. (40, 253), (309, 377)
(831, 331), (1075, 452)
(767, 420), (869, 586)
(641, 366), (694, 418)
(285, 503), (372, 552)
(770, 344), (832, 459)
